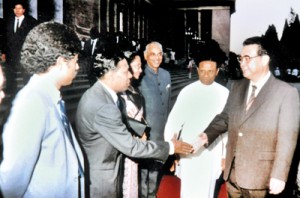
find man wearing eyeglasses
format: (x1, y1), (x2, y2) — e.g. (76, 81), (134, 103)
(193, 36), (299, 197)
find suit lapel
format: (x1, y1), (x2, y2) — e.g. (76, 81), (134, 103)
(233, 79), (250, 125)
(241, 75), (274, 123)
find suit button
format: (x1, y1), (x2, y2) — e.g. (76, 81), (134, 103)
(238, 132), (243, 137)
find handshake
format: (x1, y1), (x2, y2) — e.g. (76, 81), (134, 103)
(171, 133), (208, 155)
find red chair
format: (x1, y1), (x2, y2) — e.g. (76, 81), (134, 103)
(157, 175), (227, 198)
(157, 175), (181, 198)
(218, 183), (227, 198)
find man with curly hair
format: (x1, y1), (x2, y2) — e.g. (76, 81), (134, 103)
(0, 22), (85, 197)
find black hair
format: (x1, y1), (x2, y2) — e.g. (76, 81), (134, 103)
(195, 39), (227, 68)
(93, 51), (125, 78)
(20, 21), (81, 74)
(125, 52), (140, 75)
(243, 36), (269, 56)
(90, 26), (100, 40)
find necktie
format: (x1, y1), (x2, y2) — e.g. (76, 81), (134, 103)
(116, 95), (123, 111)
(15, 18), (19, 33)
(117, 95), (128, 125)
(58, 100), (84, 176)
(246, 85), (257, 111)
(91, 39), (96, 55)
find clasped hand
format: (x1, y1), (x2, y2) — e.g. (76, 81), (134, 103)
(171, 133), (208, 154)
(171, 134), (193, 154)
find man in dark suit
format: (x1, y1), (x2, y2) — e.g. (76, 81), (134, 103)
(194, 36), (300, 197)
(82, 26), (106, 86)
(2, 1), (37, 94)
(75, 52), (192, 198)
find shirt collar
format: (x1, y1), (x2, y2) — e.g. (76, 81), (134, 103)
(99, 80), (118, 104)
(31, 74), (61, 104)
(250, 71), (271, 94)
(91, 38), (98, 43)
(15, 15), (25, 21)
(145, 64), (159, 75)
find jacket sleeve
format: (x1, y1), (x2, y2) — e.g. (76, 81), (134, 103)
(93, 103), (170, 162)
(271, 86), (300, 181)
(0, 95), (46, 197)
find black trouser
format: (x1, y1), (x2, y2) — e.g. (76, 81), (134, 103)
(214, 172), (225, 198)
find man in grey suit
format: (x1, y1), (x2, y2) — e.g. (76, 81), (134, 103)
(194, 36), (299, 197)
(75, 52), (192, 198)
(0, 22), (85, 197)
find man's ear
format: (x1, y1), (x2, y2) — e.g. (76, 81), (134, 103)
(56, 56), (66, 70)
(262, 55), (270, 67)
(216, 68), (220, 76)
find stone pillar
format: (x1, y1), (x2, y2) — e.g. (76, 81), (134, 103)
(198, 11), (201, 40)
(132, 0), (136, 39)
(29, 0), (38, 19)
(212, 8), (231, 55)
(113, 2), (117, 32)
(125, 1), (129, 36)
(0, 0), (3, 18)
(140, 14), (144, 40)
(136, 0), (140, 39)
(72, 0), (95, 38)
(106, 0), (110, 32)
(54, 0), (63, 23)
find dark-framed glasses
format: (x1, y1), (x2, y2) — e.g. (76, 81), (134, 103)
(237, 55), (261, 63)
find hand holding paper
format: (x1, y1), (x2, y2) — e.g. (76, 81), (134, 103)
(192, 133), (208, 154)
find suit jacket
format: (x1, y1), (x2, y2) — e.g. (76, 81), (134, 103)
(83, 39), (96, 57)
(81, 38), (106, 76)
(139, 65), (171, 141)
(0, 75), (85, 197)
(205, 75), (299, 190)
(75, 81), (170, 198)
(4, 14), (37, 66)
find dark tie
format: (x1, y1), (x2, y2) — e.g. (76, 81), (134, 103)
(246, 85), (257, 111)
(116, 95), (128, 125)
(58, 100), (84, 177)
(116, 95), (123, 111)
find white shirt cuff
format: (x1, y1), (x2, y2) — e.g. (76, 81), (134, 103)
(167, 140), (175, 155)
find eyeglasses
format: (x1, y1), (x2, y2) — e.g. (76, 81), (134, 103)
(237, 55), (261, 63)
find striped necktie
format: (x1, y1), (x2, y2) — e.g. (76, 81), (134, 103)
(246, 85), (257, 111)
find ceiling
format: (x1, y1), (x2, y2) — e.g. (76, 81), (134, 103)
(147, 0), (236, 13)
